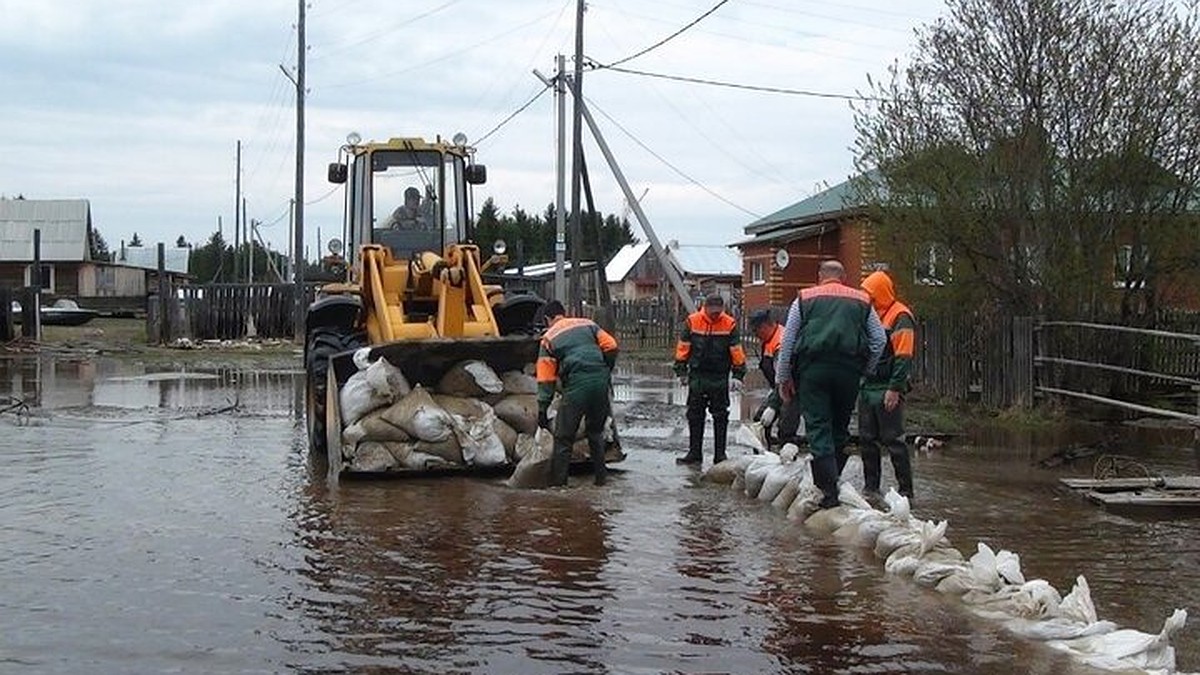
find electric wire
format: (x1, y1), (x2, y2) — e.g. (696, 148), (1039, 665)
(584, 96), (762, 219)
(601, 0), (730, 68)
(473, 84), (552, 147)
(594, 64), (905, 102)
(311, 0), (463, 60)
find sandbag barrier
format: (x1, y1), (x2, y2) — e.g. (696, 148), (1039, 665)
(704, 447), (1192, 674)
(334, 349), (620, 483)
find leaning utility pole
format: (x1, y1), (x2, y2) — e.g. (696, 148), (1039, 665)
(282, 0), (307, 341)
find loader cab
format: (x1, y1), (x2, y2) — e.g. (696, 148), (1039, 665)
(331, 137), (483, 264)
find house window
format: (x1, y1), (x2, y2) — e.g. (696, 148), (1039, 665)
(1114, 244), (1148, 289)
(914, 243), (952, 286)
(749, 261), (765, 285)
(25, 265), (54, 293)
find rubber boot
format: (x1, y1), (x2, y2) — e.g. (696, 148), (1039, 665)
(549, 438), (571, 487)
(890, 446), (914, 501)
(861, 444), (882, 494)
(712, 415), (729, 464)
(589, 431), (608, 486)
(677, 415), (704, 465)
(811, 453), (841, 510)
(835, 449), (848, 477)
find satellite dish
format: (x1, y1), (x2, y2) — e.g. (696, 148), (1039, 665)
(328, 238), (344, 255)
(775, 248), (790, 270)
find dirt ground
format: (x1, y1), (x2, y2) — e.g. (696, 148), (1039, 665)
(10, 317), (302, 370)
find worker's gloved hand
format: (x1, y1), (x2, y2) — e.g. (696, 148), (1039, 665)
(678, 374), (689, 387)
(537, 407), (551, 431)
(730, 378), (744, 393)
(760, 406), (777, 427)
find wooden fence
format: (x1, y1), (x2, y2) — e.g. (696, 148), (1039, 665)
(914, 314), (1035, 409)
(149, 283), (320, 342)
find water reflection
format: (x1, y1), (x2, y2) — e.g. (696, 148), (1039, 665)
(288, 479), (613, 673)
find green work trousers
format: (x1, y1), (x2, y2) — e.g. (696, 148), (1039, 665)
(795, 360), (861, 461)
(551, 377), (611, 486)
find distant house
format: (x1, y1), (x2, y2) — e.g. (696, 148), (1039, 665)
(730, 174), (876, 311)
(0, 197), (190, 314)
(498, 259), (600, 302)
(604, 241), (742, 305)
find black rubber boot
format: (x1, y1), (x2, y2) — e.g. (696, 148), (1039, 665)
(811, 453), (841, 510)
(835, 449), (848, 477)
(549, 441), (570, 487)
(861, 444), (882, 493)
(677, 416), (704, 464)
(890, 446), (914, 500)
(589, 432), (608, 486)
(712, 415), (728, 464)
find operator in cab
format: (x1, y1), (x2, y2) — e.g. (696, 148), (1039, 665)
(388, 187), (433, 230)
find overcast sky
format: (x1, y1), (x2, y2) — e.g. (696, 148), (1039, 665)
(0, 0), (944, 260)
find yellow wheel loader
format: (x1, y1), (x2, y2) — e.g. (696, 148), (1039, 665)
(304, 135), (623, 476)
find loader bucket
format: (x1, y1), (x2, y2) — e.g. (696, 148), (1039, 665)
(321, 334), (626, 478)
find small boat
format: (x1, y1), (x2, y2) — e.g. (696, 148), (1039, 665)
(10, 299), (99, 327)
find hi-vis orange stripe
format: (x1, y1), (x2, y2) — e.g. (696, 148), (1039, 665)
(536, 318), (618, 384)
(881, 302), (915, 358)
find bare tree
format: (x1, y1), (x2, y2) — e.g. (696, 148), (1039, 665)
(853, 0), (1200, 321)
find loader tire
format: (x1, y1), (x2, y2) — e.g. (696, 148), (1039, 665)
(305, 327), (365, 456)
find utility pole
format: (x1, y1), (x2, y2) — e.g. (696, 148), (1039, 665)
(281, 0), (307, 340)
(234, 139), (241, 284)
(568, 0), (586, 314)
(554, 54), (567, 304)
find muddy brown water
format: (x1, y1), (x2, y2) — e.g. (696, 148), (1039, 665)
(1, 356), (1197, 674)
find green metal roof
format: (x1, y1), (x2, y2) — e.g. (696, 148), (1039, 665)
(746, 170), (880, 234)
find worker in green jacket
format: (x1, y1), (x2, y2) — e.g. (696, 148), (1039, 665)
(776, 260), (886, 509)
(859, 270), (917, 500)
(536, 300), (620, 486)
(673, 294), (748, 466)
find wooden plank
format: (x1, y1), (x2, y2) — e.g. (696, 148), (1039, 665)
(1087, 491), (1200, 507)
(1040, 321), (1200, 343)
(1038, 386), (1200, 424)
(1035, 356), (1200, 386)
(1061, 477), (1164, 491)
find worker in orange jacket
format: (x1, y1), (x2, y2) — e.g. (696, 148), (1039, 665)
(859, 270), (917, 500)
(673, 294), (747, 465)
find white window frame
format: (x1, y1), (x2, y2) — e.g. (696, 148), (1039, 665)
(1113, 244), (1148, 289)
(749, 260), (765, 285)
(914, 243), (952, 286)
(25, 264), (55, 293)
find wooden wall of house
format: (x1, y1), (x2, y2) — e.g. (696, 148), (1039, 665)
(77, 264), (145, 297)
(0, 266), (25, 288)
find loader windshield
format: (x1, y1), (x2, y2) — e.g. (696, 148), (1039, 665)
(370, 149), (445, 256)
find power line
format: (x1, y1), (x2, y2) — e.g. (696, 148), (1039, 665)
(474, 84), (552, 147)
(585, 96), (762, 219)
(595, 64), (903, 102)
(602, 0), (730, 68)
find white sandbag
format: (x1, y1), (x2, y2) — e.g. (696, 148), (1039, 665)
(757, 462), (803, 503)
(1048, 609), (1187, 673)
(493, 394), (539, 435)
(913, 560), (971, 588)
(786, 477), (824, 522)
(432, 394), (491, 419)
(412, 436), (464, 465)
(779, 442), (800, 463)
(804, 505), (853, 534)
(743, 453), (782, 498)
(883, 520), (949, 577)
(1059, 575), (1100, 625)
(995, 549), (1026, 585)
(838, 481), (873, 511)
(438, 360), (504, 396)
(340, 356), (411, 425)
(451, 409), (507, 467)
(730, 472), (746, 493)
(507, 428), (555, 489)
(386, 386), (456, 443)
(704, 455), (755, 484)
(347, 441), (398, 472)
(341, 409), (411, 446)
(1004, 616), (1118, 642)
(493, 417), (519, 461)
(500, 370), (538, 395)
(734, 421), (767, 454)
(771, 476), (802, 511)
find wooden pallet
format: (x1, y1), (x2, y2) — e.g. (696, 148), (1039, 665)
(1060, 476), (1200, 516)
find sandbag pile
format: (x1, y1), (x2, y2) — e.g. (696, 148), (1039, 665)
(703, 452), (1191, 674)
(334, 350), (622, 475)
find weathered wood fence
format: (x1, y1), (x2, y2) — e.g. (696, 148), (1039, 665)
(149, 283), (320, 342)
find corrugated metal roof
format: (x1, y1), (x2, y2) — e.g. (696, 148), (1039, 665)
(668, 244), (742, 277)
(118, 246), (190, 275)
(729, 222), (836, 247)
(501, 260), (595, 279)
(604, 242), (651, 281)
(745, 170), (881, 234)
(0, 198), (91, 261)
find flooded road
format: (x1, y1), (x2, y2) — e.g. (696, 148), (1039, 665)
(1, 356), (1197, 674)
